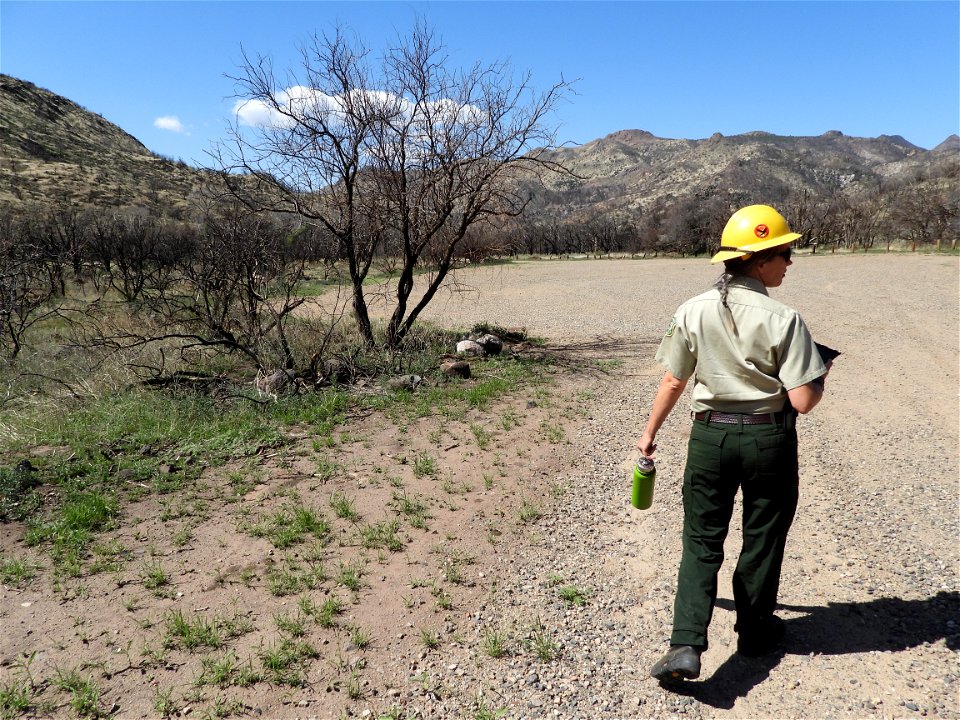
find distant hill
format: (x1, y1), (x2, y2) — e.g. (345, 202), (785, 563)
(525, 128), (959, 223)
(0, 72), (956, 227)
(0, 74), (210, 217)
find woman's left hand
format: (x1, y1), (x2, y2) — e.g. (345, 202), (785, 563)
(637, 432), (657, 458)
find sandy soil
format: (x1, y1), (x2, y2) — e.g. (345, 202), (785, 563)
(1, 253), (957, 719)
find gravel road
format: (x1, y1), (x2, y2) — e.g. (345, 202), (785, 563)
(411, 253), (959, 719)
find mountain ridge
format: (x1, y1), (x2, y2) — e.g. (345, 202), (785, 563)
(0, 73), (955, 226)
(527, 125), (955, 223)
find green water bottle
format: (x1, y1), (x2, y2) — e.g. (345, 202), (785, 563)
(632, 457), (656, 510)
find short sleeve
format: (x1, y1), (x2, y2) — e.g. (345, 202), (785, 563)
(655, 314), (697, 380)
(777, 313), (827, 390)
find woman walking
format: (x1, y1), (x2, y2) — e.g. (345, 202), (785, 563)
(638, 204), (831, 682)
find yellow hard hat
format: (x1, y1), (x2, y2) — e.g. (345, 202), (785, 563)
(710, 205), (801, 264)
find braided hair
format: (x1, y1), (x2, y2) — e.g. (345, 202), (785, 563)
(714, 247), (782, 308)
(714, 247), (782, 335)
(715, 269), (735, 310)
(714, 259), (747, 311)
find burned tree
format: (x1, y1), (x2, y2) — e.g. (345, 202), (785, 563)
(214, 23), (571, 348)
(0, 212), (62, 359)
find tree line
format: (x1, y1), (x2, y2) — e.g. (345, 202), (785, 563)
(503, 168), (958, 258)
(3, 163), (954, 366)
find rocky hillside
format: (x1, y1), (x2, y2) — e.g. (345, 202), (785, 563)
(527, 129), (959, 222)
(0, 73), (955, 224)
(0, 74), (210, 217)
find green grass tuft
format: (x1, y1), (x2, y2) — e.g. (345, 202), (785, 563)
(0, 556), (40, 588)
(359, 519), (405, 552)
(247, 504), (330, 549)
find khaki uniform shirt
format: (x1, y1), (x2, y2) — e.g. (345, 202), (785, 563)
(655, 276), (826, 414)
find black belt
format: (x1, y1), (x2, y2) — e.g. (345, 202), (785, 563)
(693, 411), (785, 425)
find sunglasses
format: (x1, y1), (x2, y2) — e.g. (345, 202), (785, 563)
(775, 247), (792, 261)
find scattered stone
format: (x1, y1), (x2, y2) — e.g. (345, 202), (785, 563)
(475, 333), (503, 355)
(255, 368), (295, 399)
(386, 374), (422, 391)
(456, 340), (484, 357)
(440, 360), (471, 378)
(319, 358), (352, 385)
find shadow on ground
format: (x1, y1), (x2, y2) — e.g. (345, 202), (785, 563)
(662, 590), (959, 709)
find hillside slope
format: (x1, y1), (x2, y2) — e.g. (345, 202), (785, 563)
(0, 74), (210, 216)
(528, 128), (955, 221)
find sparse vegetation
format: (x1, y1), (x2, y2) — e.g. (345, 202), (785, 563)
(412, 452), (438, 478)
(153, 687), (179, 717)
(329, 491), (360, 522)
(337, 561), (364, 593)
(266, 558), (327, 597)
(259, 638), (319, 687)
(348, 624), (372, 650)
(472, 699), (508, 720)
(392, 491), (430, 529)
(519, 500), (543, 524)
(274, 611), (308, 638)
(316, 596), (345, 628)
(246, 504), (330, 549)
(539, 421), (565, 443)
(482, 629), (511, 658)
(163, 609), (252, 652)
(525, 620), (559, 662)
(0, 680), (32, 719)
(54, 668), (102, 718)
(196, 651), (262, 689)
(141, 562), (171, 594)
(0, 294), (564, 715)
(420, 629), (441, 650)
(359, 519), (404, 552)
(0, 556), (39, 588)
(558, 585), (589, 607)
(470, 424), (494, 449)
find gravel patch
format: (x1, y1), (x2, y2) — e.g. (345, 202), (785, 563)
(401, 254), (959, 719)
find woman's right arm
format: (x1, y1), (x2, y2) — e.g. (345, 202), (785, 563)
(637, 371), (688, 457)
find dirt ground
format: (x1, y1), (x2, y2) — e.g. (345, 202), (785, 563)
(1, 253), (957, 720)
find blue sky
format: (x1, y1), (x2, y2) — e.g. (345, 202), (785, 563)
(2, 1), (958, 166)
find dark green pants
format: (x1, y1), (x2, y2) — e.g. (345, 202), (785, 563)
(670, 417), (799, 649)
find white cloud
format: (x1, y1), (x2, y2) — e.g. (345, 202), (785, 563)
(234, 85), (486, 131)
(154, 115), (186, 133)
(233, 98), (283, 128)
(234, 86), (339, 128)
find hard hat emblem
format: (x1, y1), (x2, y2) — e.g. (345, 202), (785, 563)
(754, 224), (769, 238)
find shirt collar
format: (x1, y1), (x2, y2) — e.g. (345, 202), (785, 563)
(728, 275), (769, 296)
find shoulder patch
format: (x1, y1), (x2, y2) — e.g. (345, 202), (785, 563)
(664, 317), (678, 337)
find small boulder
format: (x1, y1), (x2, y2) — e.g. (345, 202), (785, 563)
(456, 340), (485, 357)
(255, 368), (294, 399)
(475, 334), (503, 356)
(440, 361), (471, 379)
(386, 374), (422, 391)
(321, 358), (352, 385)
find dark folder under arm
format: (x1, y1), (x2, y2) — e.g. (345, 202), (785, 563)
(815, 342), (841, 363)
